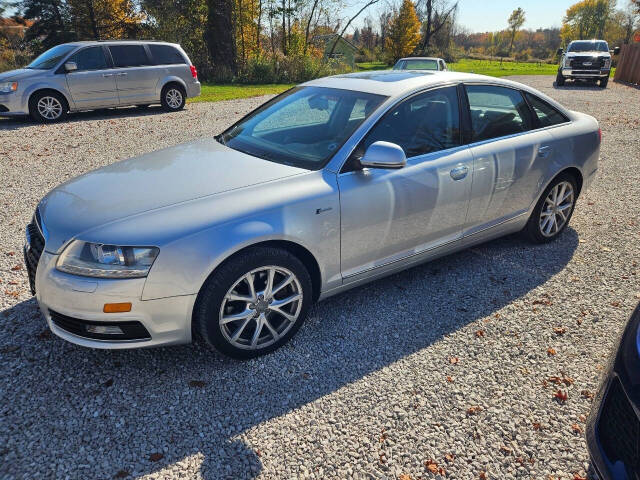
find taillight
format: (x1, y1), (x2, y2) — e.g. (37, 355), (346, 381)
(190, 65), (198, 79)
(598, 128), (602, 143)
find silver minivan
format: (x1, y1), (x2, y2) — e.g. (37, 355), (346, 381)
(0, 40), (201, 122)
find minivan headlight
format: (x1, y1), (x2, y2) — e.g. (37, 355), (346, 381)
(0, 82), (18, 93)
(56, 241), (159, 278)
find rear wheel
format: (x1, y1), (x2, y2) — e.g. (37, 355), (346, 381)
(555, 71), (566, 86)
(193, 247), (313, 359)
(523, 173), (578, 243)
(161, 84), (186, 112)
(29, 91), (67, 123)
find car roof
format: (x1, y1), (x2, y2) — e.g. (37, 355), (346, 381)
(398, 57), (443, 61)
(61, 40), (180, 47)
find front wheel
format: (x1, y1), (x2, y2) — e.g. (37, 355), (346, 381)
(193, 247), (313, 359)
(29, 91), (67, 123)
(599, 77), (609, 88)
(161, 84), (186, 112)
(523, 173), (578, 243)
(555, 71), (566, 86)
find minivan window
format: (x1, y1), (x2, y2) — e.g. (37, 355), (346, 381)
(108, 45), (150, 67)
(355, 85), (461, 159)
(466, 85), (531, 142)
(524, 93), (568, 127)
(27, 45), (77, 70)
(149, 45), (186, 65)
(67, 47), (108, 71)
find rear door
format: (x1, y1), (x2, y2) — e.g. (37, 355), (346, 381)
(464, 84), (554, 236)
(65, 46), (119, 109)
(107, 44), (158, 105)
(148, 44), (189, 83)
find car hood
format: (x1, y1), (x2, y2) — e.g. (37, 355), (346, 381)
(39, 138), (307, 252)
(0, 68), (44, 81)
(566, 51), (610, 58)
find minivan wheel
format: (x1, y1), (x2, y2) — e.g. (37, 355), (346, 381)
(194, 247), (313, 359)
(29, 91), (67, 123)
(523, 173), (578, 244)
(161, 84), (186, 111)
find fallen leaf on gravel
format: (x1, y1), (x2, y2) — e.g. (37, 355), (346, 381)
(114, 470), (130, 478)
(553, 390), (568, 403)
(399, 474), (412, 480)
(479, 472), (487, 479)
(532, 422), (543, 431)
(533, 298), (552, 306)
(188, 380), (207, 388)
(424, 460), (438, 473)
(5, 251), (15, 256)
(449, 356), (459, 364)
(571, 423), (582, 434)
(547, 347), (557, 356)
(467, 406), (483, 415)
(37, 329), (51, 340)
(553, 327), (566, 335)
(4, 290), (19, 298)
(255, 449), (262, 457)
(445, 453), (455, 462)
(610, 301), (621, 307)
(548, 375), (573, 386)
(447, 376), (453, 383)
(581, 390), (594, 399)
(149, 453), (163, 462)
(475, 329), (485, 337)
(499, 445), (512, 454)
(573, 474), (587, 480)
(10, 264), (22, 271)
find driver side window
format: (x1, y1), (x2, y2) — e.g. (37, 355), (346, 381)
(67, 47), (108, 72)
(351, 86), (461, 162)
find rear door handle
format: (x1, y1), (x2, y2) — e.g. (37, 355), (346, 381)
(450, 165), (469, 180)
(538, 145), (552, 158)
(117, 72), (127, 76)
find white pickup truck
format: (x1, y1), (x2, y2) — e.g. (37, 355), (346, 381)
(556, 40), (620, 88)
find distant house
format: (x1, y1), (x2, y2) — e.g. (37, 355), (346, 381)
(0, 17), (33, 38)
(313, 34), (358, 67)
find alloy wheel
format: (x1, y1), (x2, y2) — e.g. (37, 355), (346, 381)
(539, 180), (574, 237)
(37, 96), (63, 120)
(219, 266), (303, 350)
(166, 89), (183, 109)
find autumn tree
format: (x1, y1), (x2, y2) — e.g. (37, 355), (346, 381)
(67, 0), (144, 39)
(419, 0), (458, 54)
(561, 0), (615, 43)
(507, 7), (525, 55)
(386, 0), (420, 61)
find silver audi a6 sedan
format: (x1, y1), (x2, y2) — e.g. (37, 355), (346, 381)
(25, 71), (600, 358)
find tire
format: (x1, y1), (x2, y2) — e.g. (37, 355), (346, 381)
(29, 91), (67, 123)
(523, 173), (578, 244)
(161, 84), (186, 112)
(193, 247), (313, 359)
(599, 77), (609, 88)
(555, 71), (565, 86)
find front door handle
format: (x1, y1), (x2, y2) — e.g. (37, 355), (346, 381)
(538, 145), (552, 158)
(450, 165), (469, 181)
(102, 73), (114, 77)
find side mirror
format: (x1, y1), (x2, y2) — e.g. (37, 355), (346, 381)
(556, 48), (563, 56)
(359, 141), (406, 169)
(64, 62), (78, 72)
(613, 46), (620, 55)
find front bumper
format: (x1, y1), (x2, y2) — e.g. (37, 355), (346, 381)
(0, 91), (28, 116)
(586, 304), (640, 480)
(562, 68), (610, 79)
(33, 251), (196, 349)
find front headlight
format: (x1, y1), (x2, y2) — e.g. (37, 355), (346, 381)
(563, 57), (572, 68)
(603, 58), (611, 68)
(56, 241), (159, 278)
(0, 82), (18, 93)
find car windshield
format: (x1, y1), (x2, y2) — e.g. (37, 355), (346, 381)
(567, 41), (608, 52)
(218, 86), (387, 170)
(398, 59), (439, 70)
(27, 45), (77, 70)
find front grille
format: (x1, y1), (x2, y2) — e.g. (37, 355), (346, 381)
(24, 219), (45, 295)
(597, 377), (640, 478)
(49, 310), (151, 341)
(569, 56), (604, 70)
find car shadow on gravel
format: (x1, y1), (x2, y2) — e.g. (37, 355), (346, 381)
(0, 106), (178, 131)
(0, 228), (579, 479)
(552, 81), (604, 91)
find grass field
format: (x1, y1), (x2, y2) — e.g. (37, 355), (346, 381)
(189, 83), (294, 103)
(192, 58), (612, 102)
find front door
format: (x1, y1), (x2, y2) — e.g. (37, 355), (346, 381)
(65, 46), (119, 109)
(338, 85), (473, 280)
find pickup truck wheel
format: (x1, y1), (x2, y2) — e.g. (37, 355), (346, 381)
(193, 247), (313, 359)
(599, 77), (609, 88)
(555, 72), (565, 86)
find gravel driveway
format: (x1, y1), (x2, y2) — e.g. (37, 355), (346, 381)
(1, 76), (639, 480)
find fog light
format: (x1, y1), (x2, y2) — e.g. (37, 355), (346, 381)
(86, 325), (124, 335)
(103, 302), (132, 313)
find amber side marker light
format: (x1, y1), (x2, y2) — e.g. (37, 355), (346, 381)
(103, 302), (132, 313)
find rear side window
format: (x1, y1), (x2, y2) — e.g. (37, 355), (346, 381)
(466, 85), (532, 142)
(524, 92), (568, 127)
(68, 47), (108, 71)
(108, 45), (150, 67)
(149, 45), (186, 65)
